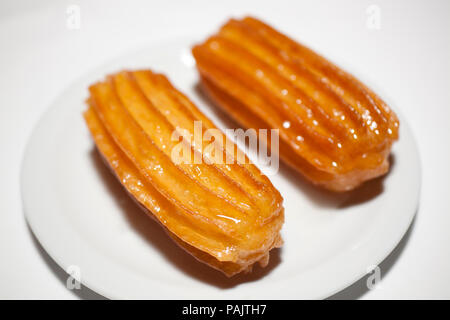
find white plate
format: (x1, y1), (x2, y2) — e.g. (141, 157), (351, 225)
(21, 37), (420, 299)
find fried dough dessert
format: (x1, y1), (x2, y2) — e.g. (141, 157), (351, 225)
(192, 17), (399, 191)
(83, 70), (284, 276)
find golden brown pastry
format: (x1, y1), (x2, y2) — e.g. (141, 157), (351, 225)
(83, 70), (284, 276)
(192, 16), (399, 191)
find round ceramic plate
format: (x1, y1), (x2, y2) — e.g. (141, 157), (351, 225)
(21, 37), (420, 299)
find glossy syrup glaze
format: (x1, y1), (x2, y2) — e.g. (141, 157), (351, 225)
(84, 70), (284, 276)
(192, 17), (399, 191)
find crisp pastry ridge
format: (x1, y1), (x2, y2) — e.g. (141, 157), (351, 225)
(83, 70), (284, 276)
(192, 16), (399, 191)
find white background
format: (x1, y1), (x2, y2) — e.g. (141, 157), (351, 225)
(0, 0), (449, 299)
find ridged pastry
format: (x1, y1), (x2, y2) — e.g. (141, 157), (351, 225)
(83, 70), (284, 276)
(192, 17), (399, 191)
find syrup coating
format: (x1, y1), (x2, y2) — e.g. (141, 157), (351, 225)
(192, 17), (399, 191)
(83, 70), (284, 276)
